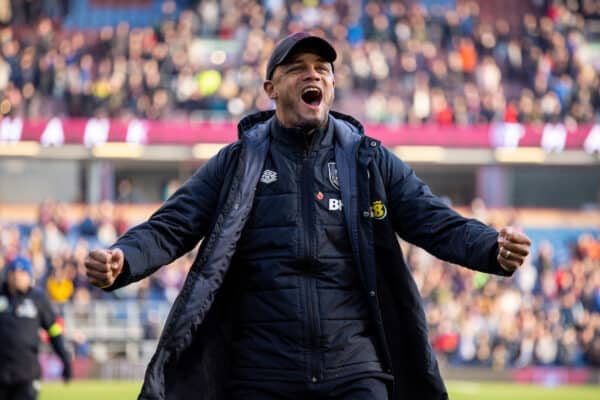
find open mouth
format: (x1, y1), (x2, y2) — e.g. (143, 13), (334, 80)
(301, 87), (322, 107)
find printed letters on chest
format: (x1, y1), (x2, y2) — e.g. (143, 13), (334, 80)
(328, 198), (343, 211)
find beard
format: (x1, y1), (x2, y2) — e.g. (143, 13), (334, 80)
(297, 119), (323, 131)
(277, 95), (330, 131)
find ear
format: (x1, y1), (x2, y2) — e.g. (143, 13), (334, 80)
(329, 74), (335, 100)
(332, 78), (336, 102)
(263, 80), (277, 100)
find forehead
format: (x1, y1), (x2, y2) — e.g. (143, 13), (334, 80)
(9, 269), (30, 279)
(10, 268), (29, 274)
(283, 51), (329, 65)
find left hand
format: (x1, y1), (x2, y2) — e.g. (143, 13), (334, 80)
(497, 227), (531, 273)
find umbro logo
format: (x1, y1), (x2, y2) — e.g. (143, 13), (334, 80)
(260, 169), (278, 184)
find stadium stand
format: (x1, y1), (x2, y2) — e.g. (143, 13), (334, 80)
(0, 0), (598, 123)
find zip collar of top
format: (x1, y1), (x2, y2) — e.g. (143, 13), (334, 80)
(271, 117), (334, 154)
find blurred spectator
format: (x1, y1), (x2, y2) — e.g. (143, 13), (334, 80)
(45, 255), (75, 305)
(116, 179), (145, 204)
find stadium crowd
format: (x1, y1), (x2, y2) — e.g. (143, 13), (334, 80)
(0, 199), (599, 369)
(0, 0), (598, 124)
(416, 206), (600, 369)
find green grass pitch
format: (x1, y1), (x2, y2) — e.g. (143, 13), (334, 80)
(39, 380), (600, 400)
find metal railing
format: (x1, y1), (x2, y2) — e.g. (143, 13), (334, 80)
(61, 300), (171, 363)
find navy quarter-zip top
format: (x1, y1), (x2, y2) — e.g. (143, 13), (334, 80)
(230, 117), (386, 384)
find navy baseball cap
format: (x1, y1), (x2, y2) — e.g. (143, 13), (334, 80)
(6, 256), (33, 276)
(266, 32), (337, 80)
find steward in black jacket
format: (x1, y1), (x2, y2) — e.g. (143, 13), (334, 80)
(0, 257), (72, 400)
(85, 33), (531, 400)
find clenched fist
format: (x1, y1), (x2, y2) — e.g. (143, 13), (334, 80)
(84, 248), (125, 288)
(497, 227), (531, 273)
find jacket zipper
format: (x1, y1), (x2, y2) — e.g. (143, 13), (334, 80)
(301, 147), (320, 382)
(352, 140), (394, 376)
(349, 138), (369, 291)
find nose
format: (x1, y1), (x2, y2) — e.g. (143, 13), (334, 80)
(303, 65), (321, 81)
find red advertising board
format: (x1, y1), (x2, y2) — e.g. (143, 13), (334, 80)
(1, 117), (599, 152)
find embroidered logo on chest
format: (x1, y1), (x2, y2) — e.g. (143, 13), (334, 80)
(260, 169), (278, 184)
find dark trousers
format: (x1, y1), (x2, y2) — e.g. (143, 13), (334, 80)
(0, 382), (37, 400)
(231, 377), (389, 400)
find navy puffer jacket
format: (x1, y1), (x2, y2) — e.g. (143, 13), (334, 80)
(108, 110), (511, 399)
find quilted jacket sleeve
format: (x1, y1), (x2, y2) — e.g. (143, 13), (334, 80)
(108, 144), (238, 290)
(379, 146), (510, 276)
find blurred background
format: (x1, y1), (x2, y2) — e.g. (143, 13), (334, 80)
(0, 0), (599, 397)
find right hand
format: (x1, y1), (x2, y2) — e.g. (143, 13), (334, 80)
(84, 248), (125, 289)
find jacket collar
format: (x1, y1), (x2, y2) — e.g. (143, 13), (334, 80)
(237, 110), (275, 140)
(270, 116), (334, 152)
(238, 109), (365, 149)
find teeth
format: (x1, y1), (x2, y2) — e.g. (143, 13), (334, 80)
(302, 87), (321, 95)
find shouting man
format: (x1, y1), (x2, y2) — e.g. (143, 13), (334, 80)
(85, 33), (531, 400)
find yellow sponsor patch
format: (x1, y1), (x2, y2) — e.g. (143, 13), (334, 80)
(371, 200), (387, 220)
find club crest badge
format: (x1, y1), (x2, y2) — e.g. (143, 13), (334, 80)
(260, 169), (277, 184)
(370, 200), (387, 220)
(328, 162), (340, 190)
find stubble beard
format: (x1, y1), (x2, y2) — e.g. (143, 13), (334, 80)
(297, 118), (324, 131)
(293, 102), (328, 131)
(277, 92), (330, 131)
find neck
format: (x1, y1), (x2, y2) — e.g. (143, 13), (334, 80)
(274, 111), (327, 134)
(304, 127), (319, 138)
(274, 117), (327, 135)
(271, 115), (333, 152)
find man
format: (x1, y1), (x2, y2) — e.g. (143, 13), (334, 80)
(85, 32), (531, 400)
(0, 256), (72, 400)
